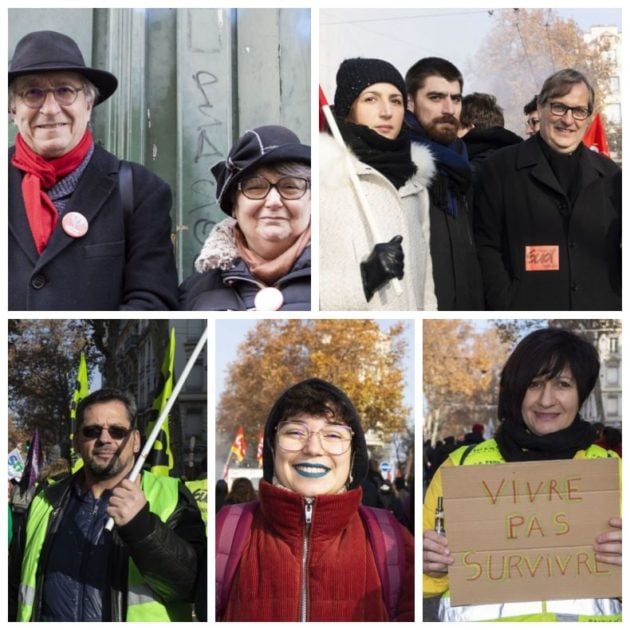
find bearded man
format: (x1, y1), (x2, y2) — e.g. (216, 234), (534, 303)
(9, 389), (206, 621)
(405, 57), (484, 310)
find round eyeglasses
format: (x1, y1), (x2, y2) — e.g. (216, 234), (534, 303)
(276, 421), (353, 455)
(238, 175), (310, 200)
(548, 101), (591, 121)
(18, 85), (84, 109)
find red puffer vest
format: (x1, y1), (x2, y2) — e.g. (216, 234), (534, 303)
(221, 480), (414, 621)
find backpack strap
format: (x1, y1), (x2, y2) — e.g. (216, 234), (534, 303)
(359, 505), (406, 620)
(215, 501), (258, 620)
(119, 161), (134, 219)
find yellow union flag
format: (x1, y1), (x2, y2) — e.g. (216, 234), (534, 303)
(70, 352), (89, 472)
(146, 328), (175, 476)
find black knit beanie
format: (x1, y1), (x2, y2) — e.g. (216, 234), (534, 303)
(262, 378), (369, 490)
(333, 57), (407, 120)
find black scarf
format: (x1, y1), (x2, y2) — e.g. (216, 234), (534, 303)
(404, 111), (472, 217)
(495, 414), (597, 462)
(337, 120), (416, 190)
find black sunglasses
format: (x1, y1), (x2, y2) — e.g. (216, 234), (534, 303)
(80, 425), (131, 440)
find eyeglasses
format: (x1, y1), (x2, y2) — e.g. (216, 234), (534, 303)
(526, 117), (540, 129)
(276, 421), (353, 455)
(81, 425), (131, 440)
(238, 176), (310, 200)
(18, 85), (84, 109)
(548, 101), (591, 121)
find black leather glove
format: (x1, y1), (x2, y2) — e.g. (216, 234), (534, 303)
(360, 235), (404, 302)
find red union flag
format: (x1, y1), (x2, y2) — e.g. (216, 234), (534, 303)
(230, 426), (246, 463)
(582, 113), (610, 157)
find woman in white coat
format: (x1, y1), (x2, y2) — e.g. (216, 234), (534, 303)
(320, 57), (436, 310)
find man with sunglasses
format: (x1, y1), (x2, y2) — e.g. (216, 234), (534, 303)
(474, 68), (621, 310)
(9, 389), (206, 621)
(8, 30), (178, 310)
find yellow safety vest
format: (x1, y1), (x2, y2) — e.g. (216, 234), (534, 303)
(18, 471), (192, 622)
(438, 439), (622, 622)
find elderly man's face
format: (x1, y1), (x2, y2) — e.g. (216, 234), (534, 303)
(11, 71), (92, 159)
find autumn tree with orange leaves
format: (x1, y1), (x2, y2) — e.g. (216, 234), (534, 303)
(472, 8), (616, 137)
(423, 320), (511, 444)
(217, 320), (410, 466)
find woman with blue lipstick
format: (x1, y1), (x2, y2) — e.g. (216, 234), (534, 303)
(216, 378), (414, 621)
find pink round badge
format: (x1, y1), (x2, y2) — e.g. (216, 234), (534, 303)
(254, 287), (284, 311)
(61, 212), (89, 238)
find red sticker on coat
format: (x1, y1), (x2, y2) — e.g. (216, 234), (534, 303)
(525, 245), (559, 271)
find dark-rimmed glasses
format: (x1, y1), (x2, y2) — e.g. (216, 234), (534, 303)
(81, 425), (131, 440)
(18, 85), (84, 109)
(238, 175), (310, 200)
(276, 421), (353, 455)
(548, 101), (591, 121)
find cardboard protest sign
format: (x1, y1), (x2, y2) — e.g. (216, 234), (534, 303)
(442, 458), (620, 606)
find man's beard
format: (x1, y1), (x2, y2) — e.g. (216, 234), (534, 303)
(84, 449), (128, 479)
(424, 114), (459, 145)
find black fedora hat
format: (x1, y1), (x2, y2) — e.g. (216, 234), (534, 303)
(9, 30), (118, 105)
(211, 125), (311, 215)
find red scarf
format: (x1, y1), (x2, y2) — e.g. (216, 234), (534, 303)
(12, 130), (94, 254)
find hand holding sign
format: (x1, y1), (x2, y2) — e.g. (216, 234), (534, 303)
(594, 517), (622, 566)
(423, 529), (454, 576)
(441, 458), (621, 607)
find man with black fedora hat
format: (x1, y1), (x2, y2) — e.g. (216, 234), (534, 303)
(9, 30), (178, 310)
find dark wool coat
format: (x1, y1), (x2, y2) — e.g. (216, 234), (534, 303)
(462, 126), (523, 186)
(474, 136), (621, 310)
(220, 481), (414, 622)
(427, 173), (485, 311)
(178, 250), (310, 311)
(178, 216), (311, 311)
(9, 145), (178, 310)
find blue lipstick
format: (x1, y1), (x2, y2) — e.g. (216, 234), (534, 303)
(293, 463), (331, 478)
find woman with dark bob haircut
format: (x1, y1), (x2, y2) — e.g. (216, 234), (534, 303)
(423, 327), (621, 622)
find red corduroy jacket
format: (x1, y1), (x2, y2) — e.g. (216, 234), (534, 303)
(222, 480), (414, 621)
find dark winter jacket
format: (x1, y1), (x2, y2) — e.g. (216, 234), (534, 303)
(219, 480), (414, 621)
(462, 126), (522, 185)
(474, 135), (621, 310)
(9, 144), (178, 311)
(405, 113), (484, 310)
(9, 471), (206, 621)
(179, 217), (311, 310)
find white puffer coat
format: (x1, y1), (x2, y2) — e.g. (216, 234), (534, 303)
(319, 133), (436, 310)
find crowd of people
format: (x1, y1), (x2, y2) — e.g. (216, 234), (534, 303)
(320, 56), (621, 311)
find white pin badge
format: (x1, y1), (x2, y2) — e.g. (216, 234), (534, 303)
(254, 287), (284, 311)
(61, 212), (89, 238)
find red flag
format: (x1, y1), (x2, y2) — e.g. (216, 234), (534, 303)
(230, 426), (247, 463)
(319, 85), (330, 132)
(256, 431), (264, 468)
(582, 113), (610, 157)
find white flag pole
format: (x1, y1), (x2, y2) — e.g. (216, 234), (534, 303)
(319, 85), (402, 296)
(104, 327), (208, 532)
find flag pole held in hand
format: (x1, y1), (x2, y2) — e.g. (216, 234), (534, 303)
(104, 327), (209, 532)
(319, 85), (402, 296)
